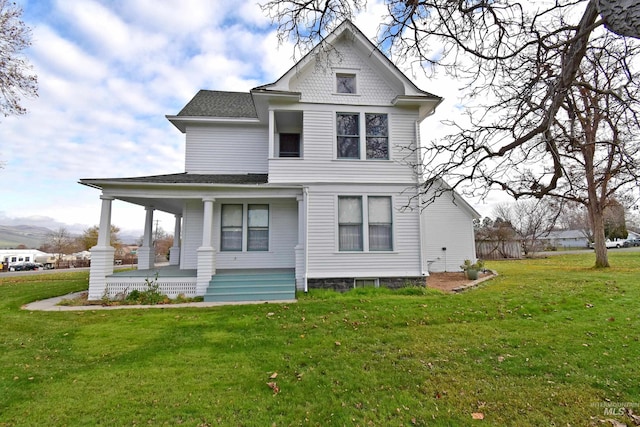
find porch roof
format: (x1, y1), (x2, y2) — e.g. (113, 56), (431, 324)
(80, 173), (269, 188)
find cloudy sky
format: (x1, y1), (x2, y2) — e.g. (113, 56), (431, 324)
(2, 0), (496, 237)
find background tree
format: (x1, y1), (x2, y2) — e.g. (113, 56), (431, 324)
(0, 0), (37, 117)
(41, 227), (77, 268)
(493, 200), (561, 256)
(77, 225), (122, 252)
(262, 0), (640, 267)
(603, 199), (628, 240)
(137, 226), (174, 261)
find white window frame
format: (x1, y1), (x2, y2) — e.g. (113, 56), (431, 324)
(337, 195), (394, 252)
(335, 70), (358, 94)
(335, 111), (390, 161)
(354, 278), (379, 289)
(220, 203), (270, 252)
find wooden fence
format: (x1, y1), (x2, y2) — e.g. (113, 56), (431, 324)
(476, 240), (522, 260)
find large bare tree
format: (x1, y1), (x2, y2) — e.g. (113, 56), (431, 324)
(0, 0), (37, 117)
(261, 0), (640, 267)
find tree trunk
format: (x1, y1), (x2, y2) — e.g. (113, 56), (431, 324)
(588, 201), (610, 268)
(597, 0), (640, 39)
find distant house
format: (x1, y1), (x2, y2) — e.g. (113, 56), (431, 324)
(539, 230), (590, 249)
(80, 21), (479, 302)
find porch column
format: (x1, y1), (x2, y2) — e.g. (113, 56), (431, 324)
(295, 192), (306, 291)
(196, 197), (216, 295)
(88, 195), (116, 300)
(169, 214), (182, 266)
(137, 206), (155, 270)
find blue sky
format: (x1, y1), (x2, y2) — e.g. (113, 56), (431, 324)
(2, 0), (492, 237)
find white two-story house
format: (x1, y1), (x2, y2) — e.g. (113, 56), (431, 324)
(81, 20), (478, 302)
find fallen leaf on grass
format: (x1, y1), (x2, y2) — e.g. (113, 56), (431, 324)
(471, 412), (484, 420)
(602, 419), (626, 427)
(335, 341), (341, 346)
(266, 382), (280, 394)
(269, 372), (278, 379)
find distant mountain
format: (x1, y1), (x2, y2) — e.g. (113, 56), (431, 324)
(0, 225), (54, 249)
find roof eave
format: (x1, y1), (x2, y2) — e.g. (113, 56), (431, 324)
(166, 115), (262, 133)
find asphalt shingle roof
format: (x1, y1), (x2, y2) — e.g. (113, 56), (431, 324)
(83, 173), (269, 185)
(177, 90), (257, 118)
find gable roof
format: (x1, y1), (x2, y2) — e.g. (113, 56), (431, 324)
(252, 19), (443, 103)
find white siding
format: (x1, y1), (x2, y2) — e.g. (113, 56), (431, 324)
(305, 184), (423, 278)
(269, 109), (419, 184)
(290, 38), (400, 106)
(181, 200), (204, 270)
(421, 192), (477, 272)
(185, 124), (268, 174)
(179, 198), (298, 271)
(215, 199), (298, 269)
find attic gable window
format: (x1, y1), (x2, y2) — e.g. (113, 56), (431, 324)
(336, 73), (356, 94)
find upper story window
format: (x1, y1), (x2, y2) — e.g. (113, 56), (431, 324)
(336, 112), (389, 160)
(336, 73), (356, 94)
(337, 113), (360, 159)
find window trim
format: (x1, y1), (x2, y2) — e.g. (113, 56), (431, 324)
(247, 204), (269, 252)
(220, 203), (270, 252)
(335, 111), (390, 161)
(354, 278), (379, 289)
(220, 204), (243, 252)
(337, 195), (394, 253)
(336, 72), (357, 94)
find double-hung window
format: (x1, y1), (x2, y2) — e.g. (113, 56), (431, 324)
(336, 113), (360, 159)
(247, 204), (269, 251)
(338, 196), (393, 252)
(221, 205), (243, 251)
(365, 113), (389, 160)
(336, 112), (388, 160)
(338, 196), (363, 251)
(368, 196), (393, 251)
(221, 204), (269, 251)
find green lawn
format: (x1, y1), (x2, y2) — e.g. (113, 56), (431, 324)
(1, 253), (639, 426)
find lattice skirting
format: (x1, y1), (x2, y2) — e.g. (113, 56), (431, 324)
(104, 277), (198, 298)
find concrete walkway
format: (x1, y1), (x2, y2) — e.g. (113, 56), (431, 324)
(22, 292), (296, 312)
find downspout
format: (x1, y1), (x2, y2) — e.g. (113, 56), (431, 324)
(415, 120), (428, 277)
(304, 186), (309, 293)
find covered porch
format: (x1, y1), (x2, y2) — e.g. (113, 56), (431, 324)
(80, 174), (307, 301)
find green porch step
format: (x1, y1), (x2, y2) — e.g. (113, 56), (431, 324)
(204, 269), (296, 302)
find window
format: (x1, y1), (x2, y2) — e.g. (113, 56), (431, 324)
(337, 112), (389, 160)
(336, 73), (356, 94)
(338, 196), (363, 251)
(279, 133), (300, 157)
(221, 204), (270, 251)
(248, 205), (269, 251)
(221, 205), (243, 251)
(336, 113), (360, 159)
(338, 196), (393, 252)
(366, 113), (389, 160)
(368, 197), (393, 251)
(355, 278), (379, 288)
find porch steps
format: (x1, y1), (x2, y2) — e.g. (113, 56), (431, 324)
(204, 269), (296, 302)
